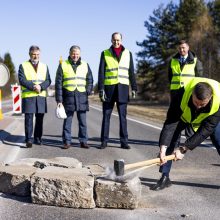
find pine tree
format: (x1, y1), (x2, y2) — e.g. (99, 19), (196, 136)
(175, 0), (207, 40)
(136, 1), (178, 101)
(137, 2), (178, 66)
(207, 0), (220, 81)
(136, 0), (220, 102)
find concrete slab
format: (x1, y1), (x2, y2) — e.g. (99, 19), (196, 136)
(31, 166), (95, 208)
(95, 177), (142, 209)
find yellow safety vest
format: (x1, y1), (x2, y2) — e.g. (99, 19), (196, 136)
(170, 58), (197, 90)
(180, 77), (220, 131)
(62, 60), (88, 92)
(104, 49), (130, 85)
(21, 61), (47, 98)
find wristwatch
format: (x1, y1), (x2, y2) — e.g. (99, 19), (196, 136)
(179, 146), (188, 154)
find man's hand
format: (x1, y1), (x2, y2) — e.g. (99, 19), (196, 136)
(173, 146), (188, 161)
(99, 90), (106, 102)
(132, 90), (136, 98)
(33, 84), (41, 93)
(159, 145), (168, 165)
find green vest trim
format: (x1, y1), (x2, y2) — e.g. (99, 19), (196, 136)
(104, 49), (130, 85)
(21, 61), (47, 98)
(61, 60), (88, 92)
(170, 57), (197, 90)
(180, 77), (220, 131)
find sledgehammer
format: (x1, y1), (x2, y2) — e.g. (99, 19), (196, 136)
(114, 155), (175, 176)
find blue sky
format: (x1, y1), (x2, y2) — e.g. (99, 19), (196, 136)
(0, 0), (179, 84)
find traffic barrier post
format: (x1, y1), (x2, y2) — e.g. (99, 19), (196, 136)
(11, 84), (22, 114)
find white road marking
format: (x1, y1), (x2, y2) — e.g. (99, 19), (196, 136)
(90, 105), (162, 130)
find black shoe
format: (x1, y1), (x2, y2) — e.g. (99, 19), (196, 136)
(100, 141), (107, 149)
(121, 143), (131, 149)
(26, 141), (32, 148)
(34, 138), (42, 145)
(80, 142), (89, 149)
(150, 176), (172, 191)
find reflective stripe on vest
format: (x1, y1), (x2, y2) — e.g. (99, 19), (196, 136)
(180, 77), (220, 131)
(104, 49), (130, 85)
(21, 61), (47, 98)
(170, 58), (197, 90)
(61, 60), (88, 92)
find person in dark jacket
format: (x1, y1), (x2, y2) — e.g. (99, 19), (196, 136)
(55, 45), (93, 149)
(151, 77), (220, 191)
(168, 39), (204, 100)
(169, 40), (204, 142)
(18, 45), (51, 148)
(98, 32), (137, 149)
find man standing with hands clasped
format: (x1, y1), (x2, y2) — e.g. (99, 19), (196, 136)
(168, 39), (203, 100)
(98, 32), (137, 149)
(151, 77), (220, 191)
(55, 45), (93, 149)
(18, 45), (51, 148)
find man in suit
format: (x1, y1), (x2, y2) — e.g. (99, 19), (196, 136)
(98, 32), (137, 149)
(168, 39), (203, 100)
(55, 45), (93, 149)
(18, 45), (51, 148)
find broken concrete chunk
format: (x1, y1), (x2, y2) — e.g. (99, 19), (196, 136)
(85, 164), (105, 177)
(6, 158), (44, 167)
(95, 177), (141, 209)
(0, 165), (38, 196)
(7, 157), (82, 169)
(34, 157), (82, 169)
(31, 166), (95, 208)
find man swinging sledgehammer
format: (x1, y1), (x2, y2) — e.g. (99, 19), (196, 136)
(151, 77), (220, 191)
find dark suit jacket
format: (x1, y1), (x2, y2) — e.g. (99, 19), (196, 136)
(98, 46), (137, 103)
(55, 57), (93, 112)
(18, 61), (51, 113)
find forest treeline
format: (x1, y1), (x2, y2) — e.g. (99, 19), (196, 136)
(136, 0), (220, 102)
(1, 0), (220, 102)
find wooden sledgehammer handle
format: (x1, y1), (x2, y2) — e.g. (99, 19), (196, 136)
(124, 155), (175, 171)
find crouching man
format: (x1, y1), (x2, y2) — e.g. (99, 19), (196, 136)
(151, 77), (220, 191)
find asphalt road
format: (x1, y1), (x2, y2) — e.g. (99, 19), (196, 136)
(0, 97), (220, 220)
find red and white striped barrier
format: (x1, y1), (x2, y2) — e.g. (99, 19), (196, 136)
(11, 84), (22, 114)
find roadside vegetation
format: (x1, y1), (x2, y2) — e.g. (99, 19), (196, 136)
(136, 0), (220, 102)
(1, 0), (220, 104)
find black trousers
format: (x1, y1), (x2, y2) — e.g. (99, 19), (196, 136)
(159, 122), (220, 175)
(101, 101), (128, 144)
(25, 113), (44, 142)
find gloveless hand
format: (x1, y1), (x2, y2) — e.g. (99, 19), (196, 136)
(33, 84), (41, 93)
(173, 149), (185, 161)
(159, 145), (168, 165)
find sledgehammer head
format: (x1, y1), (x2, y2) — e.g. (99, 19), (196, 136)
(114, 159), (125, 176)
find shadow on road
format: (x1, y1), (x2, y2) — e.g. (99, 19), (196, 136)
(0, 193), (31, 203)
(140, 177), (220, 189)
(0, 130), (25, 147)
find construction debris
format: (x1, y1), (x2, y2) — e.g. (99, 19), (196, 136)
(0, 157), (142, 209)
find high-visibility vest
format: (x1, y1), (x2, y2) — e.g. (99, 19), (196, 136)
(170, 58), (197, 90)
(104, 49), (130, 85)
(180, 77), (220, 131)
(62, 60), (88, 92)
(21, 61), (47, 98)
